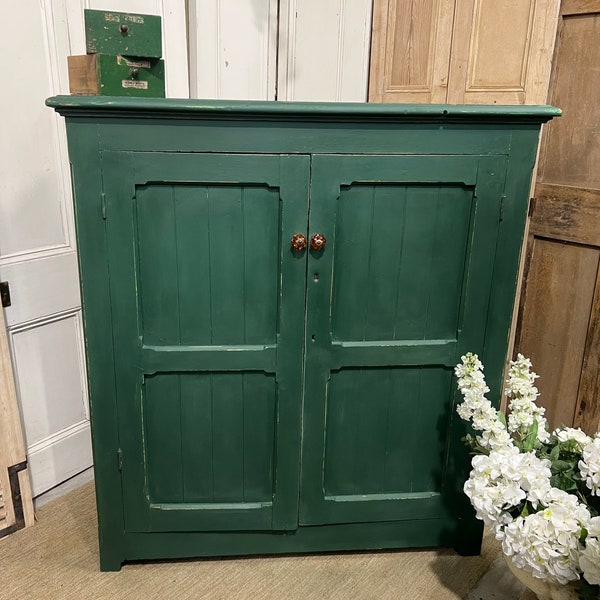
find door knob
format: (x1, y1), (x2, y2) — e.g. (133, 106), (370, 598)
(310, 234), (326, 251)
(291, 233), (307, 251)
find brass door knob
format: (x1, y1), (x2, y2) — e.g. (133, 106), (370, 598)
(310, 233), (326, 251)
(291, 233), (307, 251)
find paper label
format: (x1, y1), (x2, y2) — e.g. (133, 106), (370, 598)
(122, 80), (148, 90)
(118, 56), (151, 69)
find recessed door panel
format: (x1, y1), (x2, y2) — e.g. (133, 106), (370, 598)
(136, 184), (280, 347)
(331, 183), (472, 341)
(323, 366), (452, 497)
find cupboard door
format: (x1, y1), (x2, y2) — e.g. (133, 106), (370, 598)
(101, 152), (309, 532)
(299, 154), (506, 525)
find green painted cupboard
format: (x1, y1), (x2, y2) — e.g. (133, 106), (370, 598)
(46, 96), (559, 571)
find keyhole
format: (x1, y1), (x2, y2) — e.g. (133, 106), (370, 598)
(311, 335), (316, 342)
(313, 273), (319, 282)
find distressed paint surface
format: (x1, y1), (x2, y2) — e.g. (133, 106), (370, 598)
(47, 96), (557, 570)
(84, 9), (163, 57)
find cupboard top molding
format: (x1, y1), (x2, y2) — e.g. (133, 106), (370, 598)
(46, 96), (560, 124)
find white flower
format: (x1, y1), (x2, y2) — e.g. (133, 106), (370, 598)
(554, 426), (593, 448)
(464, 451), (522, 537)
(579, 436), (600, 496)
(455, 352), (600, 588)
(463, 450), (552, 539)
(580, 517), (600, 585)
(455, 353), (514, 453)
(505, 354), (550, 444)
(502, 489), (590, 585)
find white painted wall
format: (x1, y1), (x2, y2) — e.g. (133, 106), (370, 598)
(189, 0), (279, 100)
(189, 0), (373, 101)
(0, 0), (188, 497)
(1, 0), (373, 496)
(278, 0), (373, 101)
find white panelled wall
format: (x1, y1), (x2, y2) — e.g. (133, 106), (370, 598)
(1, 0), (373, 496)
(189, 0), (373, 101)
(277, 0), (373, 101)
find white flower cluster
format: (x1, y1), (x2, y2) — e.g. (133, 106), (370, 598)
(455, 352), (600, 590)
(503, 488), (590, 584)
(505, 354), (550, 443)
(455, 353), (513, 452)
(555, 427), (592, 449)
(579, 436), (600, 496)
(580, 517), (600, 585)
(464, 447), (551, 539)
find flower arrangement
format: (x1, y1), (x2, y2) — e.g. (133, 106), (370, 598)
(455, 353), (600, 599)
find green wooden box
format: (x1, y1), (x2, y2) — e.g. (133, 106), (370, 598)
(85, 9), (162, 58)
(46, 96), (559, 571)
(68, 54), (165, 97)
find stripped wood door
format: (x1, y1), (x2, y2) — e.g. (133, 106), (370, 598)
(514, 0), (600, 433)
(299, 154), (507, 525)
(368, 0), (456, 103)
(103, 152), (309, 532)
(446, 0), (559, 104)
(369, 0), (559, 104)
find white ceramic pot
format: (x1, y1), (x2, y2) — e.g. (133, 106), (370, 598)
(504, 556), (580, 600)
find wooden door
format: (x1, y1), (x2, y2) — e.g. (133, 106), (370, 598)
(369, 0), (559, 105)
(299, 154), (506, 525)
(514, 1), (600, 433)
(368, 0), (456, 103)
(102, 152), (309, 532)
(446, 0), (559, 104)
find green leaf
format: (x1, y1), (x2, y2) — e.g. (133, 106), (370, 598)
(522, 419), (539, 452)
(551, 460), (573, 473)
(497, 411), (507, 428)
(549, 443), (561, 462)
(550, 473), (578, 492)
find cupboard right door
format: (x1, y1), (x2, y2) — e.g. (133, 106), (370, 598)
(299, 154), (507, 526)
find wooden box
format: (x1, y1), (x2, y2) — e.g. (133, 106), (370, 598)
(84, 9), (162, 58)
(67, 54), (165, 97)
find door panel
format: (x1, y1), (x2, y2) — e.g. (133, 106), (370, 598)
(300, 154), (506, 525)
(331, 184), (472, 341)
(368, 0), (456, 103)
(143, 371), (276, 504)
(323, 366), (451, 496)
(447, 0), (559, 104)
(135, 183), (280, 346)
(102, 152), (309, 532)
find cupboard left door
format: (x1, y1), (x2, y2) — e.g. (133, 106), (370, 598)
(101, 151), (309, 533)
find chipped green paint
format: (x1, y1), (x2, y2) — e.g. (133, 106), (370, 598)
(47, 96), (558, 571)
